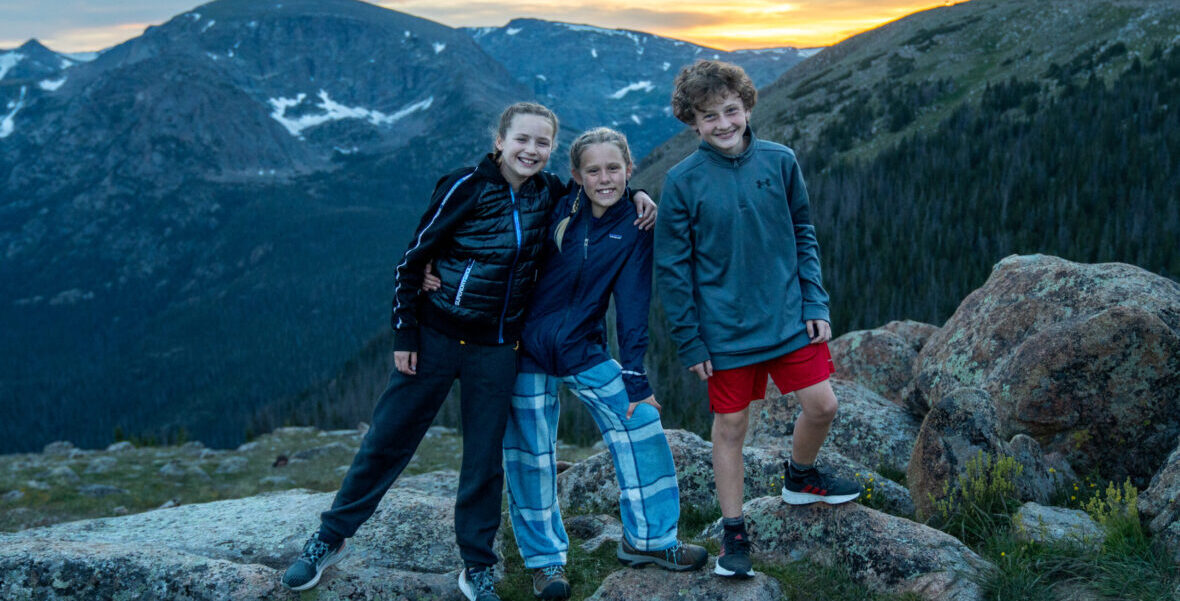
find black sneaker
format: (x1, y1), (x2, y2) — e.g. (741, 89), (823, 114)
(781, 461), (862, 505)
(532, 564), (571, 600)
(617, 537), (708, 571)
(714, 528), (754, 578)
(458, 565), (501, 601)
(281, 532), (348, 591)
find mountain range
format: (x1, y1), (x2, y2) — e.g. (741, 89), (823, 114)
(0, 0), (806, 452)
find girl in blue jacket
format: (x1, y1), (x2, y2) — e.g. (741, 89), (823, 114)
(504, 128), (707, 597)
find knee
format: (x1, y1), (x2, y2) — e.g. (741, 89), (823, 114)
(711, 413), (748, 445)
(801, 395), (838, 424)
(625, 403), (661, 426)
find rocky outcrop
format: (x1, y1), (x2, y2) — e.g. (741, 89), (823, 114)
(561, 429), (913, 519)
(746, 378), (921, 476)
(1013, 502), (1104, 550)
(710, 497), (990, 601)
(907, 387), (1071, 519)
(1142, 443), (1180, 564)
(830, 328), (920, 406)
(0, 471), (486, 600)
(905, 255), (1180, 483)
(880, 320), (940, 354)
(586, 567), (782, 601)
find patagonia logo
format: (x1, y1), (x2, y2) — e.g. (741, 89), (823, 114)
(755, 178), (772, 190)
(609, 233), (623, 240)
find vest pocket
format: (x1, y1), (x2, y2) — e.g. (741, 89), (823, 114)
(454, 258), (476, 306)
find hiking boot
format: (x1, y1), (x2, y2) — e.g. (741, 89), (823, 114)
(281, 532), (348, 591)
(531, 564), (571, 600)
(781, 461), (862, 505)
(617, 537), (708, 571)
(714, 528), (754, 578)
(458, 565), (501, 601)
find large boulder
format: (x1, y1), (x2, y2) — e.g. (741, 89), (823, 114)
(746, 378), (921, 476)
(0, 470), (484, 599)
(907, 388), (1071, 519)
(1142, 442), (1180, 564)
(587, 567), (781, 601)
(830, 328), (919, 406)
(710, 497), (989, 601)
(880, 320), (940, 353)
(560, 429), (913, 519)
(905, 255), (1180, 483)
(1012, 502), (1104, 550)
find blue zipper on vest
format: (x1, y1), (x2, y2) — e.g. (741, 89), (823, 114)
(454, 258), (475, 306)
(499, 188), (523, 344)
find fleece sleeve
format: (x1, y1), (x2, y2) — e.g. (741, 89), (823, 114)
(390, 169), (480, 352)
(613, 229), (655, 403)
(785, 156), (831, 323)
(653, 177), (711, 367)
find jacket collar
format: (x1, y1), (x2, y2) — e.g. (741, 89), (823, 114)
(697, 127), (757, 167)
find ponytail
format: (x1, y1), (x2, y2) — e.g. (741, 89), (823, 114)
(553, 189), (583, 253)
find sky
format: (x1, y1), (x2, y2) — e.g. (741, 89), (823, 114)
(0, 0), (957, 52)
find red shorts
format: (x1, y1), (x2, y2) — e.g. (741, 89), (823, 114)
(708, 342), (835, 414)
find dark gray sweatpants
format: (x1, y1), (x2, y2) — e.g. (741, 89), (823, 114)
(318, 325), (516, 567)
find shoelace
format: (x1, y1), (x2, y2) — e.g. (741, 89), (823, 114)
(540, 565), (565, 579)
(302, 537), (330, 563)
(469, 568), (496, 596)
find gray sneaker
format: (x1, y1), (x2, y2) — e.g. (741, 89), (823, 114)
(281, 532), (348, 591)
(458, 565), (501, 601)
(617, 537), (708, 571)
(532, 564), (571, 599)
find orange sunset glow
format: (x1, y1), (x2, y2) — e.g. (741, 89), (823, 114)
(2, 0), (961, 53)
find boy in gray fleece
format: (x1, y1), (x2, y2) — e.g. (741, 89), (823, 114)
(654, 60), (860, 579)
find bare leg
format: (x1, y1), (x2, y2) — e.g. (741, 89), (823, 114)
(712, 409), (750, 518)
(790, 379), (838, 465)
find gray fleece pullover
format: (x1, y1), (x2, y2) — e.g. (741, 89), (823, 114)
(654, 130), (830, 370)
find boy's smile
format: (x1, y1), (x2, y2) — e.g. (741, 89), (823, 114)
(692, 91), (751, 156)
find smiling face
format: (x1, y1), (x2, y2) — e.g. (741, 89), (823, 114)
(571, 142), (632, 217)
(691, 90), (751, 156)
(495, 113), (555, 189)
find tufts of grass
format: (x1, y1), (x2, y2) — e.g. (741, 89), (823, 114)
(759, 561), (923, 601)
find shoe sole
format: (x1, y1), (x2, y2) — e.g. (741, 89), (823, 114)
(781, 489), (861, 505)
(284, 541), (349, 592)
(533, 581), (572, 600)
(713, 562), (755, 578)
(616, 546), (707, 572)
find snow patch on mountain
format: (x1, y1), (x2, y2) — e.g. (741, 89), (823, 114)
(0, 52), (25, 80)
(268, 91), (434, 137)
(0, 85), (27, 138)
(39, 77), (67, 91)
(608, 81), (653, 99)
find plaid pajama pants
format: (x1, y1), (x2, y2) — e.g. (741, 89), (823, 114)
(503, 359), (681, 568)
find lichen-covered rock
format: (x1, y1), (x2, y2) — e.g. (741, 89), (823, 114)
(564, 514), (623, 553)
(561, 429), (913, 519)
(746, 378), (921, 475)
(880, 320), (940, 353)
(907, 388), (1070, 519)
(0, 538), (458, 601)
(42, 441), (74, 456)
(215, 456), (250, 474)
(1142, 443), (1180, 564)
(905, 255), (1180, 483)
(84, 456), (118, 474)
(5, 470), (490, 576)
(714, 497), (989, 601)
(830, 329), (918, 406)
(586, 566), (781, 601)
(907, 388), (1001, 519)
(1013, 502), (1104, 550)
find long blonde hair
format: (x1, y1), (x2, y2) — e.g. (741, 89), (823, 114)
(554, 128), (633, 252)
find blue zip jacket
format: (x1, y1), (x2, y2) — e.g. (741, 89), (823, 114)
(519, 187), (654, 402)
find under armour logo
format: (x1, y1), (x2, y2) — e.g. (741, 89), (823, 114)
(755, 178), (772, 189)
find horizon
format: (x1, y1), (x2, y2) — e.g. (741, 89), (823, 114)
(0, 0), (962, 53)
